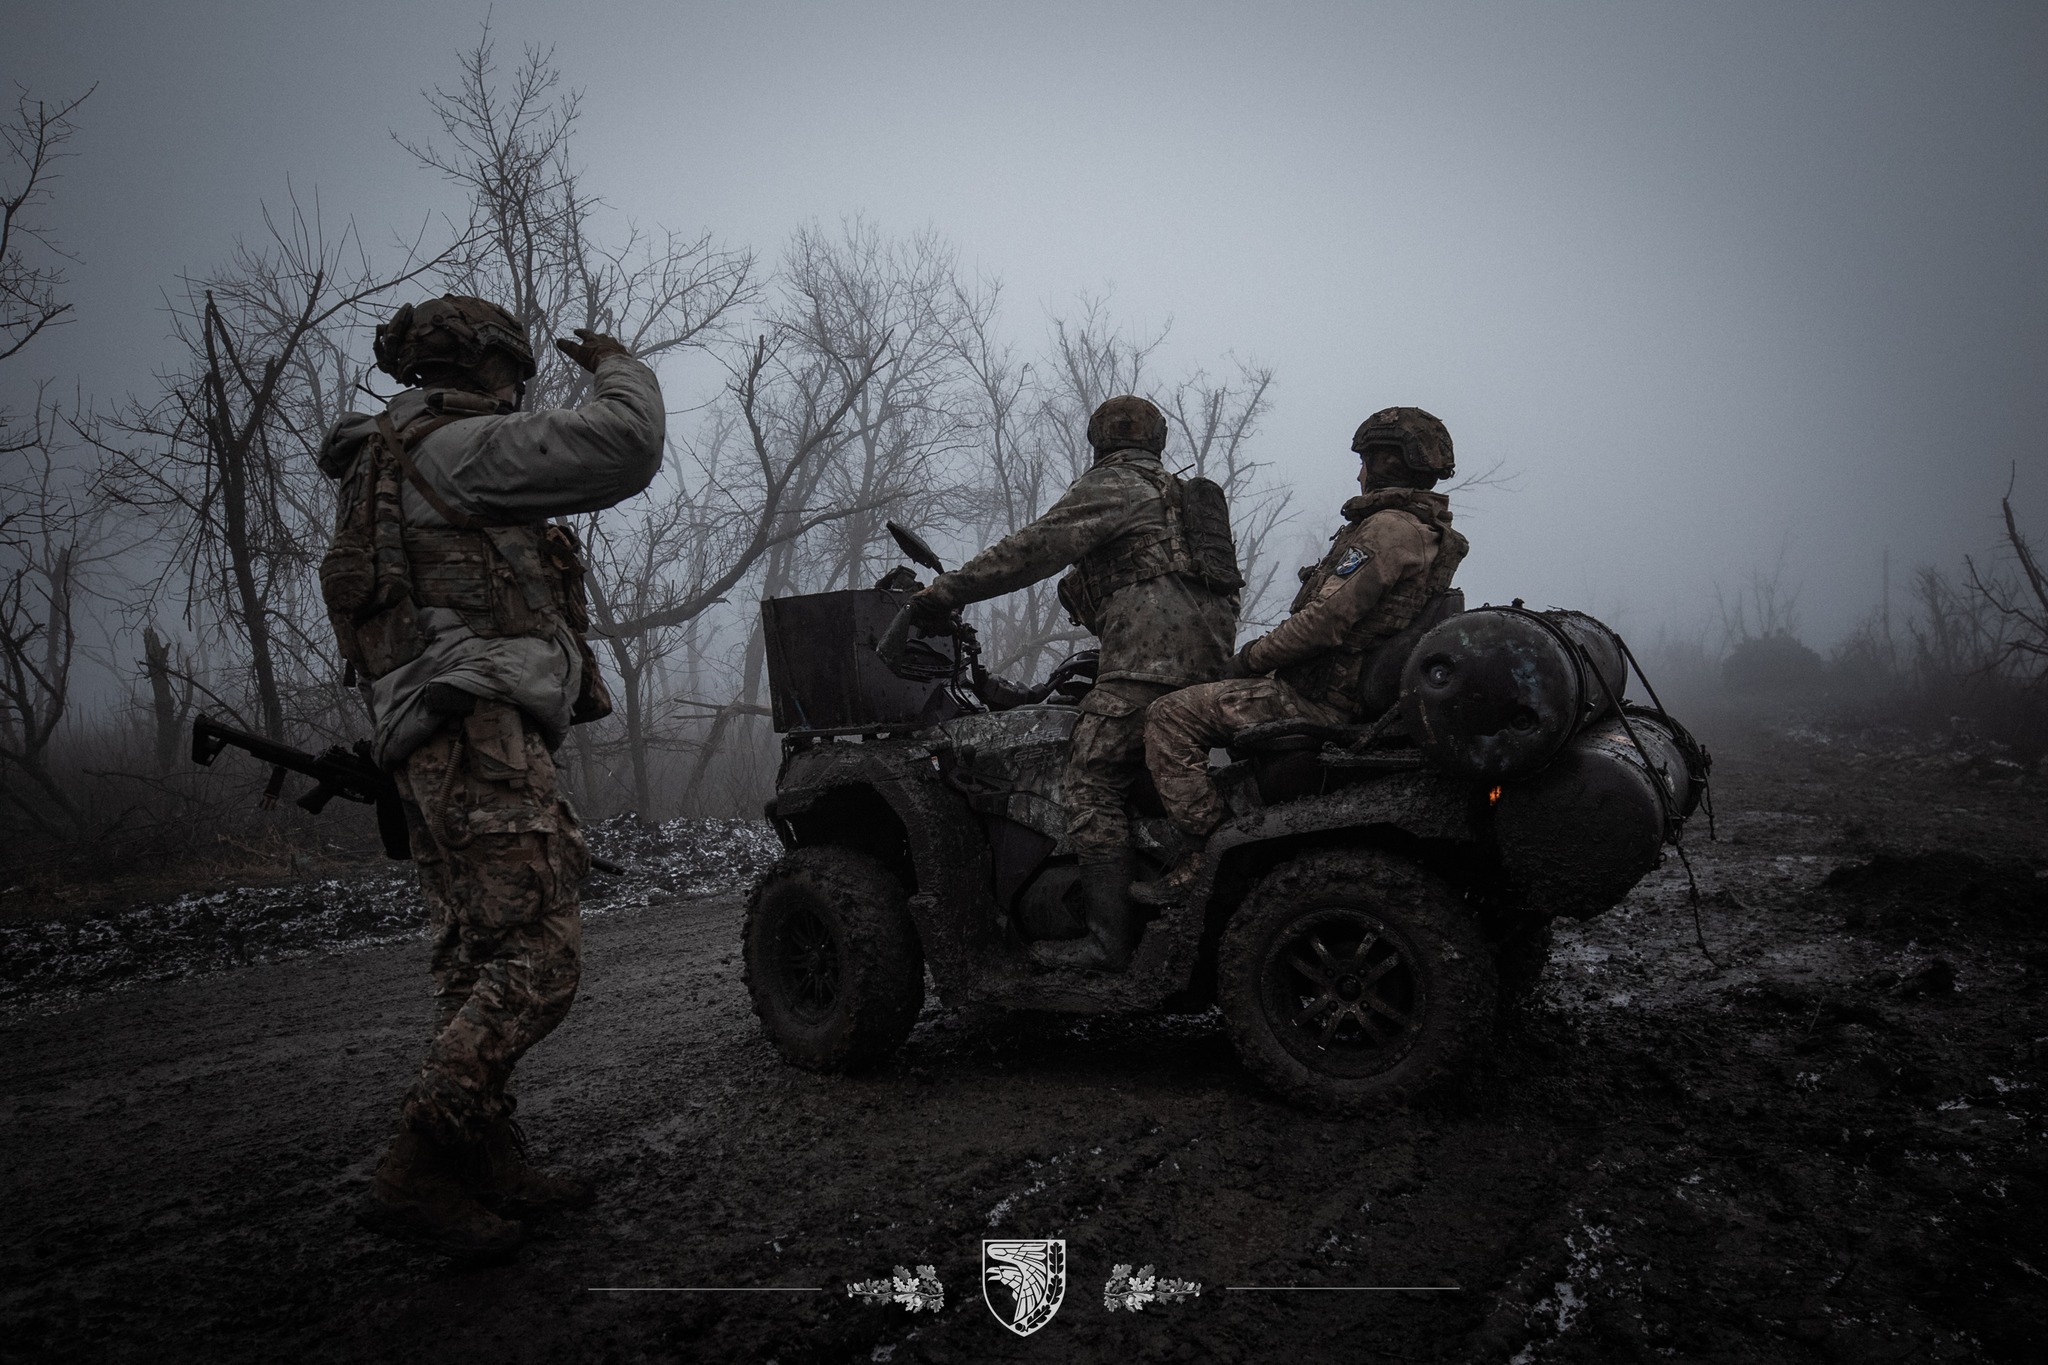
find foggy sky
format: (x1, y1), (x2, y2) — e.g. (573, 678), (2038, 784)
(10, 0), (2047, 650)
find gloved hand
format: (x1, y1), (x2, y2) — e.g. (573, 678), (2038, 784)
(554, 328), (633, 372)
(877, 593), (955, 678)
(970, 664), (1038, 711)
(905, 587), (955, 628)
(1220, 642), (1260, 680)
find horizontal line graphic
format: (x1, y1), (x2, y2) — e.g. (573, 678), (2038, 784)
(585, 1286), (826, 1293)
(1224, 1285), (1463, 1292)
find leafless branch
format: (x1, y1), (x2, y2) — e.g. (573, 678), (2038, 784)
(0, 82), (94, 368)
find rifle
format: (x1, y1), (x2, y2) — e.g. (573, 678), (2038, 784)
(189, 716), (626, 874)
(191, 716), (412, 860)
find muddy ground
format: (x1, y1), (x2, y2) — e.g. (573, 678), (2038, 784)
(2, 704), (2044, 1364)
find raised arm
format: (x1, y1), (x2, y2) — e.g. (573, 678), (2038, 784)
(420, 353), (667, 522)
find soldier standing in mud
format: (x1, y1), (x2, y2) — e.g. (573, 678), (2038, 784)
(901, 396), (1239, 971)
(318, 296), (663, 1256)
(1133, 407), (1468, 903)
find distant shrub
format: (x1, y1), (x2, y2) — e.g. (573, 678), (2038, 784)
(1722, 631), (1827, 693)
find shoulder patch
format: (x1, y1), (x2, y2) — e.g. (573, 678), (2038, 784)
(1334, 547), (1370, 576)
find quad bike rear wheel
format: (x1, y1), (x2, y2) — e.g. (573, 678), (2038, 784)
(744, 846), (924, 1071)
(1219, 849), (1495, 1112)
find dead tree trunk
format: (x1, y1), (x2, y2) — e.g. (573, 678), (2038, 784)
(197, 292), (288, 739)
(0, 539), (84, 835)
(604, 631), (655, 820)
(141, 625), (187, 773)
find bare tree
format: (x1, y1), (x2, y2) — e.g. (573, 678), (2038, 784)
(139, 624), (195, 774)
(783, 220), (976, 593)
(1963, 472), (2048, 685)
(655, 224), (986, 813)
(0, 400), (114, 836)
(1904, 564), (2002, 680)
(1040, 295), (1166, 478)
(597, 318), (895, 815)
(947, 277), (1082, 679)
(1715, 538), (1802, 646)
(402, 28), (755, 411)
(93, 198), (450, 739)
(1164, 357), (1294, 626)
(575, 405), (842, 818)
(582, 491), (702, 818)
(1, 86), (91, 358)
(2, 83), (93, 447)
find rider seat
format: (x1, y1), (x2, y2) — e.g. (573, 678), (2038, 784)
(1222, 589), (1465, 803)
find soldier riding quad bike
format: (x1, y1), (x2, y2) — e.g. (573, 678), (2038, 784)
(744, 524), (1710, 1113)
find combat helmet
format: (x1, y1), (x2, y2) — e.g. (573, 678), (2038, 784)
(1352, 407), (1454, 480)
(374, 294), (537, 389)
(1086, 395), (1168, 456)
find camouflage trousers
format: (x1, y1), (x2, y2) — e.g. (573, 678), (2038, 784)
(392, 701), (588, 1145)
(1063, 679), (1173, 856)
(1144, 677), (1351, 837)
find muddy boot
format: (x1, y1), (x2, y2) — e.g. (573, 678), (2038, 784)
(1132, 820), (1224, 906)
(357, 1126), (525, 1260)
(1130, 847), (1212, 907)
(1031, 851), (1136, 972)
(477, 1112), (595, 1217)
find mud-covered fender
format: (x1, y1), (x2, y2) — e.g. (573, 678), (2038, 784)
(767, 743), (996, 1001)
(1187, 770), (1479, 924)
(1052, 771), (1482, 1009)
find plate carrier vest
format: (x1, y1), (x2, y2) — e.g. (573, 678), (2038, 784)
(318, 392), (613, 725)
(1056, 458), (1244, 633)
(1277, 488), (1469, 714)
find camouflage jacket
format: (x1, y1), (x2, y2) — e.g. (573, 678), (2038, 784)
(927, 448), (1239, 687)
(316, 354), (665, 767)
(1246, 488), (1467, 709)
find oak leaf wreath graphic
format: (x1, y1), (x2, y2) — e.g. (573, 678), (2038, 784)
(847, 1265), (944, 1313)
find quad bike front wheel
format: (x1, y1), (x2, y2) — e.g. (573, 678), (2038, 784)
(743, 846), (924, 1071)
(1219, 849), (1496, 1113)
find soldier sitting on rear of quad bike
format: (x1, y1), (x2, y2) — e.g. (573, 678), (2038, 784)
(896, 395), (1241, 972)
(1134, 407), (1469, 905)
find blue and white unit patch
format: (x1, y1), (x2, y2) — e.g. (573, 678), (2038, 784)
(1334, 547), (1370, 576)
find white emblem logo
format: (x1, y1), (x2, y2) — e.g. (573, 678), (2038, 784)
(983, 1239), (1066, 1336)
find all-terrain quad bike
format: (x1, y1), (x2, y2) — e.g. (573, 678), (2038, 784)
(743, 525), (1709, 1112)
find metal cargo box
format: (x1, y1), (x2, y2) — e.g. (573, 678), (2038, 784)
(760, 589), (961, 733)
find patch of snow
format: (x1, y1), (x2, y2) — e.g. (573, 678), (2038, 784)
(1549, 1279), (1587, 1333)
(985, 1177), (1047, 1227)
(0, 817), (781, 1016)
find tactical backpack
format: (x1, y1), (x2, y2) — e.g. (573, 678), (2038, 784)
(1057, 466), (1244, 632)
(1175, 474), (1246, 595)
